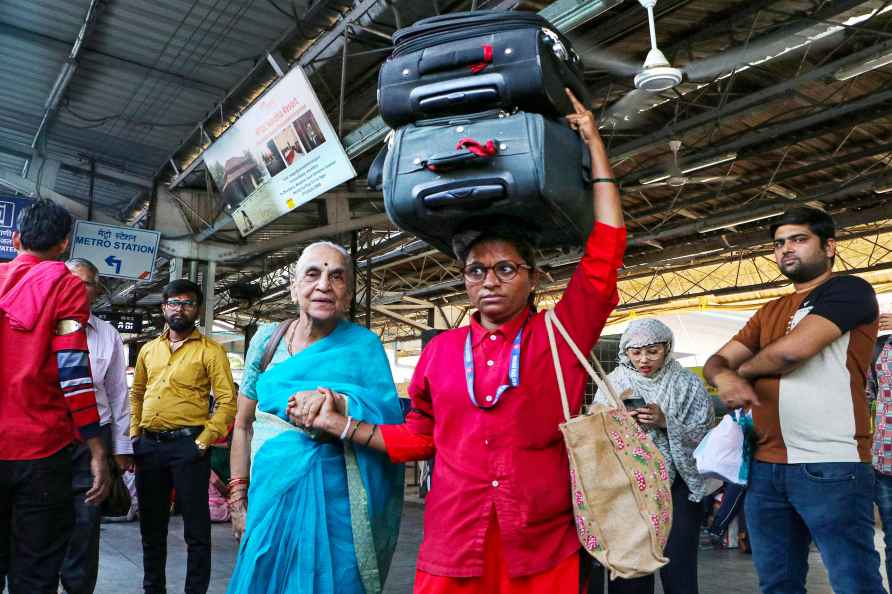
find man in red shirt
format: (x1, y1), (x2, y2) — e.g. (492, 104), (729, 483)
(0, 199), (111, 594)
(291, 90), (625, 593)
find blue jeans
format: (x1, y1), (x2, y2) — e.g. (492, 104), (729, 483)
(745, 460), (884, 594)
(874, 470), (892, 586)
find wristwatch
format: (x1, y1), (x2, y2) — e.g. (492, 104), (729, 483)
(195, 440), (208, 453)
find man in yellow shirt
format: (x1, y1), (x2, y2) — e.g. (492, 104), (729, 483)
(130, 279), (236, 594)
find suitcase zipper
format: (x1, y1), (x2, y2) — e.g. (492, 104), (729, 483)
(393, 23), (539, 57)
(392, 25), (581, 72)
(412, 109), (512, 127)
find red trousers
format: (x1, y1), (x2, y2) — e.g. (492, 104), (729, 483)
(414, 515), (582, 594)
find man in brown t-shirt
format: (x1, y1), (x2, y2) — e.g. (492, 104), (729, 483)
(704, 207), (883, 594)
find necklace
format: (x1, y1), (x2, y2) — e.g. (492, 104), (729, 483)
(285, 322), (301, 355)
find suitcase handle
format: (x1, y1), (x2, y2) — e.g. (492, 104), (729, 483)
(410, 74), (505, 115)
(418, 44), (494, 75)
(422, 138), (498, 172)
(367, 144), (388, 191)
(421, 184), (505, 208)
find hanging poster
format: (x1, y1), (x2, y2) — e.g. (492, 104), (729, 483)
(0, 195), (33, 261)
(203, 66), (356, 236)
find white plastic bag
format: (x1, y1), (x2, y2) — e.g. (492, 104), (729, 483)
(694, 413), (747, 485)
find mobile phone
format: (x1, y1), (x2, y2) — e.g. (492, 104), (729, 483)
(623, 397), (647, 411)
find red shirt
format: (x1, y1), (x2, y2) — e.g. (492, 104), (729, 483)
(380, 222), (626, 578)
(0, 253), (99, 460)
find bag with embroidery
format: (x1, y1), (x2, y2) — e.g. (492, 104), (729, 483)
(545, 310), (672, 579)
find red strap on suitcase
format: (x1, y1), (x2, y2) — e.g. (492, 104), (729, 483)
(469, 44), (493, 73)
(455, 138), (497, 157)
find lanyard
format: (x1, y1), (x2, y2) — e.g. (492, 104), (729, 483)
(464, 321), (525, 409)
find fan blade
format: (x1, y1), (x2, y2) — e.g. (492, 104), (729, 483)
(579, 47), (641, 77)
(621, 181), (670, 192)
(601, 89), (665, 130)
(683, 28), (845, 82)
(685, 175), (740, 184)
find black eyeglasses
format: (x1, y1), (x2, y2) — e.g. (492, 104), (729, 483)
(463, 261), (532, 284)
(163, 299), (197, 310)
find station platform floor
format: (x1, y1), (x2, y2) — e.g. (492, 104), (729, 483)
(93, 501), (885, 593)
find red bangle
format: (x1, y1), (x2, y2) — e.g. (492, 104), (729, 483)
(228, 477), (249, 487)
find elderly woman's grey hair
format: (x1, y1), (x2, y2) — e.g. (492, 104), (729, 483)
(66, 257), (99, 275)
(290, 241), (354, 289)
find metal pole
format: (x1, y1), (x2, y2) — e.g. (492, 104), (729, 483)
(169, 257), (183, 281)
(87, 159), (95, 221)
(203, 260), (216, 333)
(365, 228), (372, 328)
(350, 230), (358, 321)
(338, 23), (349, 138)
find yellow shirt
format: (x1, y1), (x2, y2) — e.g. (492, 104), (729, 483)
(130, 329), (236, 446)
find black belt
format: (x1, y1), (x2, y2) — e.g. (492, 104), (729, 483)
(141, 427), (203, 442)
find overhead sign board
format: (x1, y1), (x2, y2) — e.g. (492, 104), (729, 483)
(71, 221), (161, 281)
(0, 195), (33, 261)
(97, 312), (144, 334)
(203, 65), (356, 236)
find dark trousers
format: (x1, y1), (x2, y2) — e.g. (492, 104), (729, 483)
(0, 447), (74, 594)
(134, 434), (211, 594)
(589, 476), (705, 594)
(707, 481), (746, 538)
(61, 426), (111, 594)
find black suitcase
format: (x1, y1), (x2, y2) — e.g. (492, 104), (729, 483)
(381, 110), (594, 256)
(378, 11), (590, 128)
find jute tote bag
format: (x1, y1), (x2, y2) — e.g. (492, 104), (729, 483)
(545, 309), (672, 579)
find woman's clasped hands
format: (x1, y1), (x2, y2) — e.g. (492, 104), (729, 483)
(287, 387), (343, 431)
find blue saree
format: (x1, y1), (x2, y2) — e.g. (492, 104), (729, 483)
(226, 320), (404, 594)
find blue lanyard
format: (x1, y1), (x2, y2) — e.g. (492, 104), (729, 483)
(464, 323), (524, 409)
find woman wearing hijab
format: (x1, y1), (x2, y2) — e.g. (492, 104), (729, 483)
(590, 318), (715, 594)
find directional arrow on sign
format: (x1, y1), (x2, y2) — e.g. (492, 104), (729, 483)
(105, 255), (122, 274)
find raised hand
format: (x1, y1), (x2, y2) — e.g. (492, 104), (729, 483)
(564, 88), (601, 146)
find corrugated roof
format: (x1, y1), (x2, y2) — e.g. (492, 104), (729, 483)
(0, 0), (306, 206)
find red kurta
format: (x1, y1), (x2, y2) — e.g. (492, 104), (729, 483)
(380, 222), (626, 581)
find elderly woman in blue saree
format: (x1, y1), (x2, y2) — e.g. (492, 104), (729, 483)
(227, 241), (404, 594)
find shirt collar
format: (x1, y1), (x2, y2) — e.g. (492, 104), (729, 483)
(469, 308), (531, 347)
(161, 327), (202, 342)
(87, 314), (98, 329)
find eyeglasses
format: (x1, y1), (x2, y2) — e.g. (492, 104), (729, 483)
(625, 345), (667, 360)
(163, 299), (197, 310)
(462, 261), (532, 284)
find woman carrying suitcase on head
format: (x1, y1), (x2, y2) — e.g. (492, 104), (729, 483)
(291, 90), (625, 594)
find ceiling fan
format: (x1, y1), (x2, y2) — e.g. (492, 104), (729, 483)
(585, 0), (849, 128)
(621, 140), (739, 192)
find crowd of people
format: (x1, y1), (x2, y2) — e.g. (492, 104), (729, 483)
(0, 94), (890, 594)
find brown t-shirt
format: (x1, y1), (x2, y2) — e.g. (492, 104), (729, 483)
(733, 275), (878, 464)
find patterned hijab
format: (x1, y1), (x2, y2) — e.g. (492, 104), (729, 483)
(618, 318), (675, 373)
(600, 319), (716, 502)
